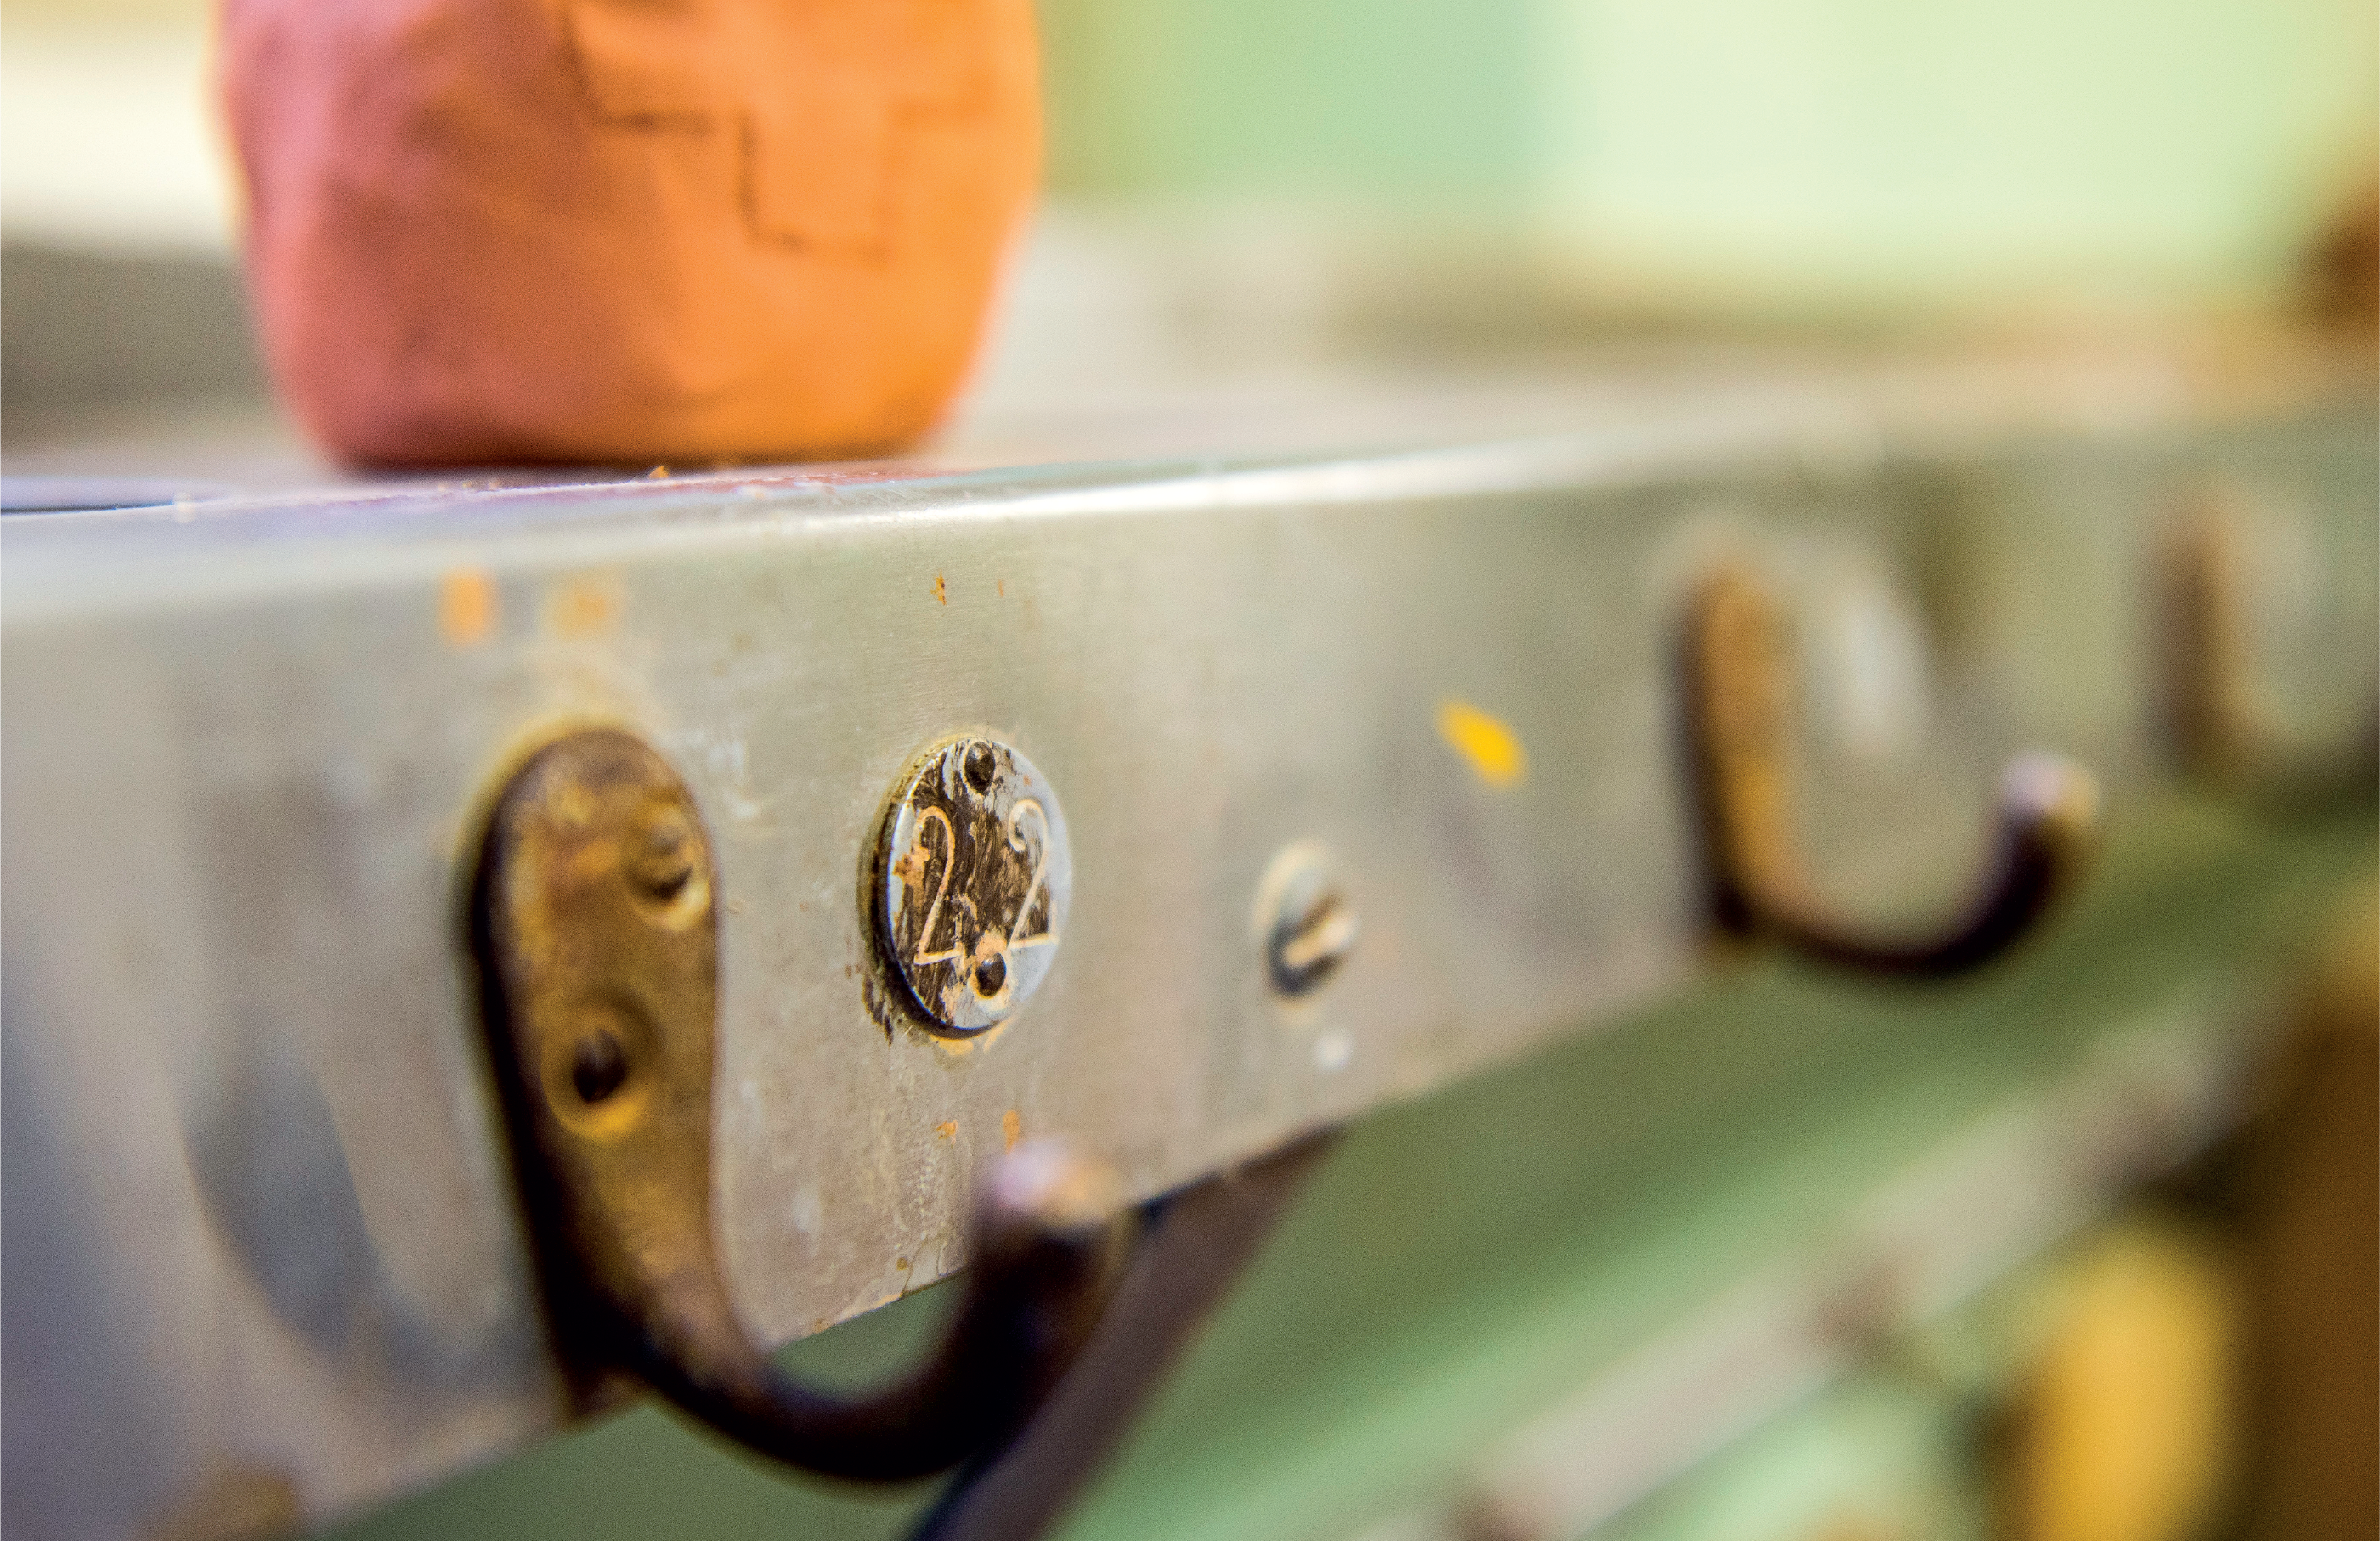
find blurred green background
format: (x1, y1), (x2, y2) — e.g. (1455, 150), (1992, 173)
(1034, 0), (2376, 318)
(3, 0), (2373, 320)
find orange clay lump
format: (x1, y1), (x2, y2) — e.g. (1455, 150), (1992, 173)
(220, 0), (1039, 467)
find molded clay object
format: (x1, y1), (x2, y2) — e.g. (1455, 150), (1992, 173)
(221, 0), (1038, 466)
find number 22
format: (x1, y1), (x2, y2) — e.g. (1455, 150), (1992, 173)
(908, 799), (1058, 972)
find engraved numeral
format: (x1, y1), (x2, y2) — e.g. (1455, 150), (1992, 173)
(1005, 799), (1056, 950)
(909, 806), (964, 969)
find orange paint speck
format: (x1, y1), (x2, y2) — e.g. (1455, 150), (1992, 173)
(935, 1120), (958, 1142)
(1001, 1109), (1021, 1151)
(997, 579), (1005, 597)
(932, 573), (947, 606)
(548, 576), (620, 638)
(438, 567), (497, 647)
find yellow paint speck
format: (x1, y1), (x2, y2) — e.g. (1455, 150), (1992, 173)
(935, 1120), (958, 1142)
(932, 573), (947, 606)
(1438, 699), (1528, 788)
(438, 567), (497, 647)
(1001, 1109), (1021, 1151)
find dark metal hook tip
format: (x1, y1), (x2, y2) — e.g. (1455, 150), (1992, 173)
(1998, 752), (2101, 860)
(638, 1143), (1131, 1485)
(1755, 752), (2099, 982)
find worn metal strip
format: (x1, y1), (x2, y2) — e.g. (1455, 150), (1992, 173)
(2, 361), (2372, 1538)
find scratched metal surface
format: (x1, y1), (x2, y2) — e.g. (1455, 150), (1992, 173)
(2, 356), (2372, 1539)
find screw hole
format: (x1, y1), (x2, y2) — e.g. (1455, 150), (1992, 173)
(972, 952), (1007, 997)
(962, 743), (998, 796)
(625, 809), (698, 904)
(571, 1030), (630, 1104)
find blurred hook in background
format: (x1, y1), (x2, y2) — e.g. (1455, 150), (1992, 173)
(1683, 565), (2100, 980)
(2161, 502), (2379, 812)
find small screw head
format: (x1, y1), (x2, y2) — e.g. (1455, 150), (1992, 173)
(1255, 842), (1359, 998)
(624, 809), (695, 900)
(620, 801), (710, 929)
(961, 741), (998, 796)
(570, 1030), (630, 1104)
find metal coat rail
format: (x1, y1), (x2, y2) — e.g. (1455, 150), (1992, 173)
(2, 348), (2372, 1538)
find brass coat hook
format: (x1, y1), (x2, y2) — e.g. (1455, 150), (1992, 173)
(470, 728), (1128, 1483)
(1683, 565), (2099, 979)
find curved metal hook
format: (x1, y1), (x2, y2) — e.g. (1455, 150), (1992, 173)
(2162, 508), (2378, 809)
(471, 727), (1128, 1482)
(1683, 565), (2099, 979)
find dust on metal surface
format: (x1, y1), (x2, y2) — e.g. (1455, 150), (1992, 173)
(875, 737), (1071, 1036)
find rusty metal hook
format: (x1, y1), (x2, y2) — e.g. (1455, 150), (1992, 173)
(470, 727), (1128, 1483)
(1683, 565), (2099, 979)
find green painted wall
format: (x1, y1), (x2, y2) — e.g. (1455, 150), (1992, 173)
(1037, 0), (2378, 315)
(1039, 0), (1540, 206)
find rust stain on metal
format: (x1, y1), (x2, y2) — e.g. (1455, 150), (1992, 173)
(932, 573), (947, 605)
(546, 574), (621, 638)
(859, 970), (901, 1042)
(438, 567), (498, 647)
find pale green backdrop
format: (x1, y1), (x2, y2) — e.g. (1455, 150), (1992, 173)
(1038, 0), (2377, 315)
